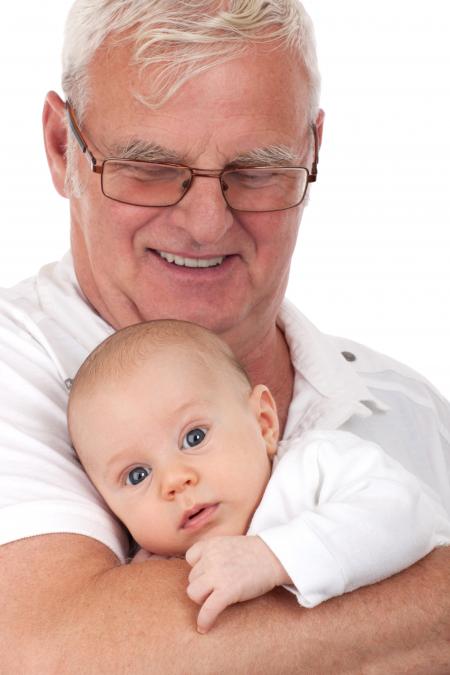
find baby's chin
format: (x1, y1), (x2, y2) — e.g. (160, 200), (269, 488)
(130, 549), (185, 562)
(134, 542), (186, 558)
(134, 510), (251, 557)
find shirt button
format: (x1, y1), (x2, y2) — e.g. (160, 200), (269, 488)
(341, 351), (356, 362)
(65, 378), (74, 390)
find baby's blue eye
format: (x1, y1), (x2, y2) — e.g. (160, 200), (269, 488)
(126, 466), (151, 486)
(182, 427), (207, 449)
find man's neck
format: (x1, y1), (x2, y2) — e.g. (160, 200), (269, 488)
(229, 323), (294, 437)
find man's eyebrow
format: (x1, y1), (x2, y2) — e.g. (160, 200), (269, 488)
(105, 140), (304, 167)
(107, 139), (182, 163)
(228, 145), (302, 167)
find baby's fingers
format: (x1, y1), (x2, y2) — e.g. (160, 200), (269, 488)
(187, 576), (213, 606)
(196, 590), (230, 634)
(185, 541), (203, 567)
(188, 561), (205, 584)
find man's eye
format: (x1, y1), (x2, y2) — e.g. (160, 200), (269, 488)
(182, 428), (207, 449)
(231, 170), (275, 187)
(126, 466), (151, 486)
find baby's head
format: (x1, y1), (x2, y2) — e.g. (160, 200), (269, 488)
(68, 320), (279, 556)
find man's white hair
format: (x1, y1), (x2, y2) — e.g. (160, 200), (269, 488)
(62, 0), (321, 121)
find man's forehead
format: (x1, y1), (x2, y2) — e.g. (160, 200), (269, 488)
(86, 41), (310, 163)
(87, 101), (310, 168)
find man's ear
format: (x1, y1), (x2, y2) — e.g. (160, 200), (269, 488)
(315, 108), (325, 148)
(249, 384), (279, 459)
(43, 91), (69, 198)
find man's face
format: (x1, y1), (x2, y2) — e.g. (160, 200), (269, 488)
(67, 42), (314, 335)
(71, 347), (277, 555)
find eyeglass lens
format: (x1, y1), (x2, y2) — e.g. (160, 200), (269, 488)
(222, 168), (308, 211)
(101, 161), (309, 211)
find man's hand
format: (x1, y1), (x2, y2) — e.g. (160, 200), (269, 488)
(185, 535), (290, 633)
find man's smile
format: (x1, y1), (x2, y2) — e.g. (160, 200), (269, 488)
(144, 248), (238, 277)
(157, 250), (225, 268)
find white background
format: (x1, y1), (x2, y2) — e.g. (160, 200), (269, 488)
(1, 2), (449, 393)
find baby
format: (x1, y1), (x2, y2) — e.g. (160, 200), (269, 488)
(67, 320), (450, 633)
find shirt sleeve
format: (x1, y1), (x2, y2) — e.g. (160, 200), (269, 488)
(247, 430), (450, 608)
(0, 310), (129, 561)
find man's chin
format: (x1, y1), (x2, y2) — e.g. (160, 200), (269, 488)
(136, 304), (243, 335)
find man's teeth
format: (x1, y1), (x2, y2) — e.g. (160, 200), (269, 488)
(158, 251), (225, 268)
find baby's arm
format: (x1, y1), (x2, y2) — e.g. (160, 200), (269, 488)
(185, 534), (289, 633)
(248, 430), (450, 608)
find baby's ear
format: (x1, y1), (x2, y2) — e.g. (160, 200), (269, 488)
(249, 385), (279, 459)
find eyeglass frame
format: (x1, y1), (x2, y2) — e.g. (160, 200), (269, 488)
(65, 99), (319, 212)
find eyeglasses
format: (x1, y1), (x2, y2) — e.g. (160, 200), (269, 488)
(66, 100), (318, 212)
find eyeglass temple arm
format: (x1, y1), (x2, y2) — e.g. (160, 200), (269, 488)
(308, 123), (319, 183)
(65, 100), (98, 171)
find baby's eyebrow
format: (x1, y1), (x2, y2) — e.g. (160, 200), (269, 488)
(103, 447), (138, 478)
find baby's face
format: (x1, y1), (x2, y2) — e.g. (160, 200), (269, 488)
(71, 347), (277, 555)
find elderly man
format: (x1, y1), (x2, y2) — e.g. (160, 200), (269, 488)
(0, 1), (449, 672)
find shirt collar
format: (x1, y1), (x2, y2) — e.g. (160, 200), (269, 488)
(278, 299), (389, 440)
(35, 255), (388, 433)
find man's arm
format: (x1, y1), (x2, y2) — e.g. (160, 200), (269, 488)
(1, 534), (449, 674)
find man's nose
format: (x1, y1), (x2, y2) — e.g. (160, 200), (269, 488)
(160, 461), (199, 500)
(170, 174), (234, 247)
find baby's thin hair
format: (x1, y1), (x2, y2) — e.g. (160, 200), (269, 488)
(69, 319), (251, 406)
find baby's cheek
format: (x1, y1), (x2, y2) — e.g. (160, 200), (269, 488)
(134, 521), (187, 558)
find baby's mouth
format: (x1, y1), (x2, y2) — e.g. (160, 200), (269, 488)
(180, 503), (219, 530)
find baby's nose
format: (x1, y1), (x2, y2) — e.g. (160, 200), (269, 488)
(160, 462), (198, 499)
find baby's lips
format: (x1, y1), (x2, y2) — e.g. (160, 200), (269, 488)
(180, 503), (219, 529)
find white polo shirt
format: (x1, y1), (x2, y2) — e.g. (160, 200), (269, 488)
(0, 253), (449, 561)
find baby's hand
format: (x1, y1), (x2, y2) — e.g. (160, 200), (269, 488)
(185, 535), (289, 633)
